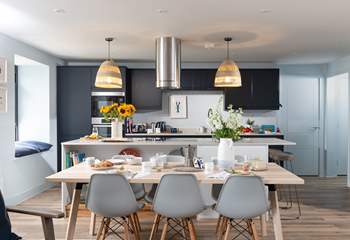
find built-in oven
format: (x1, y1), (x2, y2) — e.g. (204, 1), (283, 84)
(91, 91), (125, 125)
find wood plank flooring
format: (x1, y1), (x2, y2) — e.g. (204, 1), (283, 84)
(8, 177), (350, 239)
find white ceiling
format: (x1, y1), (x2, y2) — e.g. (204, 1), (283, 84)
(1, 0), (349, 64)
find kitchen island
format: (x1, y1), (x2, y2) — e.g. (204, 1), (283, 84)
(60, 137), (295, 206)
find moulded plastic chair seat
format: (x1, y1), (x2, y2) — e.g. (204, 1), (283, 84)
(145, 155), (186, 204)
(86, 174), (139, 218)
(216, 176), (269, 219)
(153, 174), (205, 218)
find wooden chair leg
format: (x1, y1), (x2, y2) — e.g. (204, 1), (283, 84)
(160, 219), (168, 240)
(41, 216), (55, 240)
(181, 218), (189, 240)
(223, 219), (231, 240)
(122, 218), (129, 240)
(149, 214), (161, 240)
(128, 215), (140, 240)
(101, 218), (110, 240)
(89, 212), (97, 236)
(96, 218), (105, 240)
(218, 217), (228, 240)
(251, 220), (259, 240)
(187, 218), (197, 240)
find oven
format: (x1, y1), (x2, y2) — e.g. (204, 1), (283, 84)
(91, 92), (125, 125)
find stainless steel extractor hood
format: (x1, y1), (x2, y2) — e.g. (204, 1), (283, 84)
(156, 36), (181, 89)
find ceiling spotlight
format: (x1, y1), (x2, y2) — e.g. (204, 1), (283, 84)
(53, 8), (66, 14)
(259, 9), (272, 14)
(156, 9), (168, 14)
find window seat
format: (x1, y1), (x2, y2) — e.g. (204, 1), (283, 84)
(15, 141), (52, 158)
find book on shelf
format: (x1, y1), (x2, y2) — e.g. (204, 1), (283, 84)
(65, 151), (85, 168)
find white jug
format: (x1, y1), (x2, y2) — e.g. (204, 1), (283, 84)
(217, 138), (235, 169)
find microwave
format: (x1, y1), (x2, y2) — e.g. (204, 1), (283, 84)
(92, 124), (111, 138)
(91, 92), (125, 125)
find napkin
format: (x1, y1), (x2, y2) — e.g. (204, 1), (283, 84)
(133, 172), (151, 179)
(207, 171), (230, 180)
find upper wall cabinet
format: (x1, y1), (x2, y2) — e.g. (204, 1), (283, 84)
(224, 69), (280, 110)
(181, 69), (219, 90)
(129, 69), (162, 111)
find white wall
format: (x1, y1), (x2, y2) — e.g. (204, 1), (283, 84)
(18, 65), (50, 142)
(326, 56), (350, 185)
(0, 33), (64, 204)
(326, 73), (349, 176)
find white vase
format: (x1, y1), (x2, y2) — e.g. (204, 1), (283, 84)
(217, 138), (235, 169)
(111, 120), (123, 139)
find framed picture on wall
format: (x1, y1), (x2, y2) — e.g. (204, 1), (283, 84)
(0, 58), (7, 84)
(170, 95), (187, 118)
(0, 87), (8, 113)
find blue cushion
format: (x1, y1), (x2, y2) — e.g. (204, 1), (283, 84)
(15, 141), (52, 158)
(19, 141), (52, 152)
(15, 143), (39, 158)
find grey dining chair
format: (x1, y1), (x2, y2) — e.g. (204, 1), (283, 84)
(149, 174), (205, 240)
(144, 154), (186, 204)
(86, 174), (141, 240)
(215, 176), (269, 240)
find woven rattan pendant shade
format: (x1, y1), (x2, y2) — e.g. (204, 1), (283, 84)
(95, 38), (122, 89)
(214, 37), (242, 87)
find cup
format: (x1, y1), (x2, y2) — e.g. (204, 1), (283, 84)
(204, 162), (215, 174)
(85, 157), (96, 166)
(141, 162), (152, 173)
(155, 128), (161, 134)
(147, 129), (153, 134)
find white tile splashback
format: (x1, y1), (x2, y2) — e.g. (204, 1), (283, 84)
(132, 92), (279, 128)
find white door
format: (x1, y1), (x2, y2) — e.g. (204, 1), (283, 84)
(326, 73), (349, 176)
(280, 74), (320, 175)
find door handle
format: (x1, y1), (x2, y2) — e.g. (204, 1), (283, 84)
(312, 126), (320, 130)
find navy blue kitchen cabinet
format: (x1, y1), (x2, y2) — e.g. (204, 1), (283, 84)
(129, 69), (162, 111)
(180, 69), (218, 90)
(57, 66), (92, 171)
(224, 68), (280, 110)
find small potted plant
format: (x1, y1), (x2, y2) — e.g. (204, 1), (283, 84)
(207, 97), (243, 168)
(100, 103), (136, 139)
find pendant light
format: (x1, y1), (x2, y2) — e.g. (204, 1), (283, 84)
(95, 37), (122, 88)
(214, 37), (242, 87)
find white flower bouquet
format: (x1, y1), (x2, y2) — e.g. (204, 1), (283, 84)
(207, 97), (243, 141)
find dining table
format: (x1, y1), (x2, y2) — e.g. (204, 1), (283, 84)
(46, 162), (304, 240)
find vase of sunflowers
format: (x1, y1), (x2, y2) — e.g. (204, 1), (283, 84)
(100, 103), (136, 139)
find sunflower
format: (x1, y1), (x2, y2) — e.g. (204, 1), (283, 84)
(128, 104), (136, 114)
(118, 105), (129, 118)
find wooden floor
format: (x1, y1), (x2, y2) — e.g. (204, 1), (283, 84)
(9, 177), (350, 240)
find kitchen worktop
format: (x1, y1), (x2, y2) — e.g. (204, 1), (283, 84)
(124, 132), (283, 138)
(62, 137), (294, 146)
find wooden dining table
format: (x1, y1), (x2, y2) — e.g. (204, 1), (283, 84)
(46, 162), (304, 240)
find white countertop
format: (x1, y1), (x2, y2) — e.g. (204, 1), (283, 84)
(62, 137), (295, 146)
(125, 132), (284, 137)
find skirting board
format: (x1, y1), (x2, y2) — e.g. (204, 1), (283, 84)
(4, 182), (54, 205)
